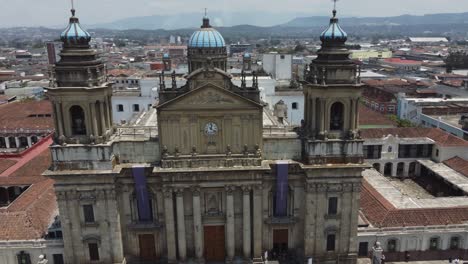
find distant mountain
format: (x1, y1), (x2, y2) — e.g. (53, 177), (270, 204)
(281, 12), (468, 27)
(91, 12), (308, 30)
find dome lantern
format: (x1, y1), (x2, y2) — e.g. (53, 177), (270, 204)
(60, 8), (91, 47)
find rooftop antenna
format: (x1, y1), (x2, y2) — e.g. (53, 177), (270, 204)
(71, 0), (76, 16)
(204, 8), (207, 18)
(332, 0), (338, 17)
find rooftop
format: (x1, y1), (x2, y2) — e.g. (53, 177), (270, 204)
(0, 136), (57, 240)
(360, 127), (468, 147)
(444, 156), (468, 177)
(358, 105), (397, 129)
(383, 58), (421, 65)
(360, 170), (468, 228)
(0, 100), (54, 132)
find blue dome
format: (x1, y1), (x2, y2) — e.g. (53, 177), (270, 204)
(188, 17), (225, 48)
(163, 53), (170, 59)
(60, 9), (91, 46)
(244, 53), (251, 58)
(320, 11), (347, 43)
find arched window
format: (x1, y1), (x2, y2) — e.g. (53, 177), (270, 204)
(330, 102), (344, 131)
(429, 237), (439, 250)
(387, 239), (397, 252)
(70, 105), (86, 135)
(17, 251), (31, 264)
(450, 236), (460, 250)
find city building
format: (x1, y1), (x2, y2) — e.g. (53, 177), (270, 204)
(350, 49), (392, 61)
(0, 101), (61, 264)
(398, 97), (468, 140)
(381, 58), (422, 71)
(262, 53), (293, 81)
(357, 128), (468, 261)
(44, 7), (366, 264)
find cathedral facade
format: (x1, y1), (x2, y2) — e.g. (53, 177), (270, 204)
(45, 8), (367, 264)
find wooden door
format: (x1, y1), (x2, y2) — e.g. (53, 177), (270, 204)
(273, 229), (288, 252)
(204, 225), (225, 261)
(139, 234), (156, 261)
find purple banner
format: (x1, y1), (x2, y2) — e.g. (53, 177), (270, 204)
(275, 161), (289, 217)
(132, 166), (152, 221)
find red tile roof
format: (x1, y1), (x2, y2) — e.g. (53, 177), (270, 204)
(383, 58), (421, 65)
(358, 105), (397, 127)
(1, 137), (53, 177)
(444, 156), (468, 177)
(360, 127), (468, 147)
(360, 179), (468, 227)
(0, 137), (57, 240)
(0, 159), (17, 174)
(0, 100), (54, 131)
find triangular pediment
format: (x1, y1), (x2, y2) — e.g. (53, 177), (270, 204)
(158, 82), (262, 110)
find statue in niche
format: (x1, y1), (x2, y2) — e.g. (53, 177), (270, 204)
(37, 255), (48, 264)
(206, 193), (219, 215)
(274, 100), (288, 124)
(371, 242), (384, 264)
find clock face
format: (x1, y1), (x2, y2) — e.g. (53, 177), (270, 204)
(204, 122), (218, 136)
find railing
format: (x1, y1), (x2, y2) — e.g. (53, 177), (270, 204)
(0, 128), (53, 136)
(115, 126), (159, 140)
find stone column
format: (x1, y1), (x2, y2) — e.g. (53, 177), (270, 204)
(99, 101), (106, 136)
(90, 102), (99, 137)
(105, 96), (112, 128)
(349, 99), (356, 130)
(55, 191), (75, 264)
(176, 188), (187, 261)
(26, 136), (32, 147)
(242, 186), (251, 259)
(320, 99), (326, 133)
(415, 163), (422, 176)
(192, 187), (204, 262)
(225, 185), (235, 261)
(253, 185), (263, 257)
(403, 163), (410, 177)
(69, 190), (85, 261)
(311, 97), (316, 133)
(304, 184), (315, 256)
(55, 102), (64, 136)
(105, 189), (124, 262)
(163, 188), (177, 263)
(14, 137), (19, 148)
(5, 137), (10, 149)
(392, 163), (398, 177)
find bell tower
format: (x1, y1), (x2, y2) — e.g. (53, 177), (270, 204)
(302, 5), (363, 164)
(48, 7), (113, 144)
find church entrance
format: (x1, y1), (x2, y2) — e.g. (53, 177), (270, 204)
(138, 234), (157, 262)
(204, 225), (225, 261)
(273, 229), (289, 254)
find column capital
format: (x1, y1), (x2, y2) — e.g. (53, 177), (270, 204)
(306, 183), (316, 193)
(253, 184), (263, 195)
(352, 183), (362, 192)
(96, 189), (106, 199)
(175, 187), (185, 197)
(343, 183), (353, 192)
(162, 187), (173, 198)
(241, 185), (252, 194)
(191, 186), (201, 196)
(225, 185), (236, 194)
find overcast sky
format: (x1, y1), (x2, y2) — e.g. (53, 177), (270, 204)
(1, 0), (467, 28)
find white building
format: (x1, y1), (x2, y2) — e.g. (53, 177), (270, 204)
(112, 78), (158, 125)
(261, 53), (292, 80)
(398, 96), (468, 140)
